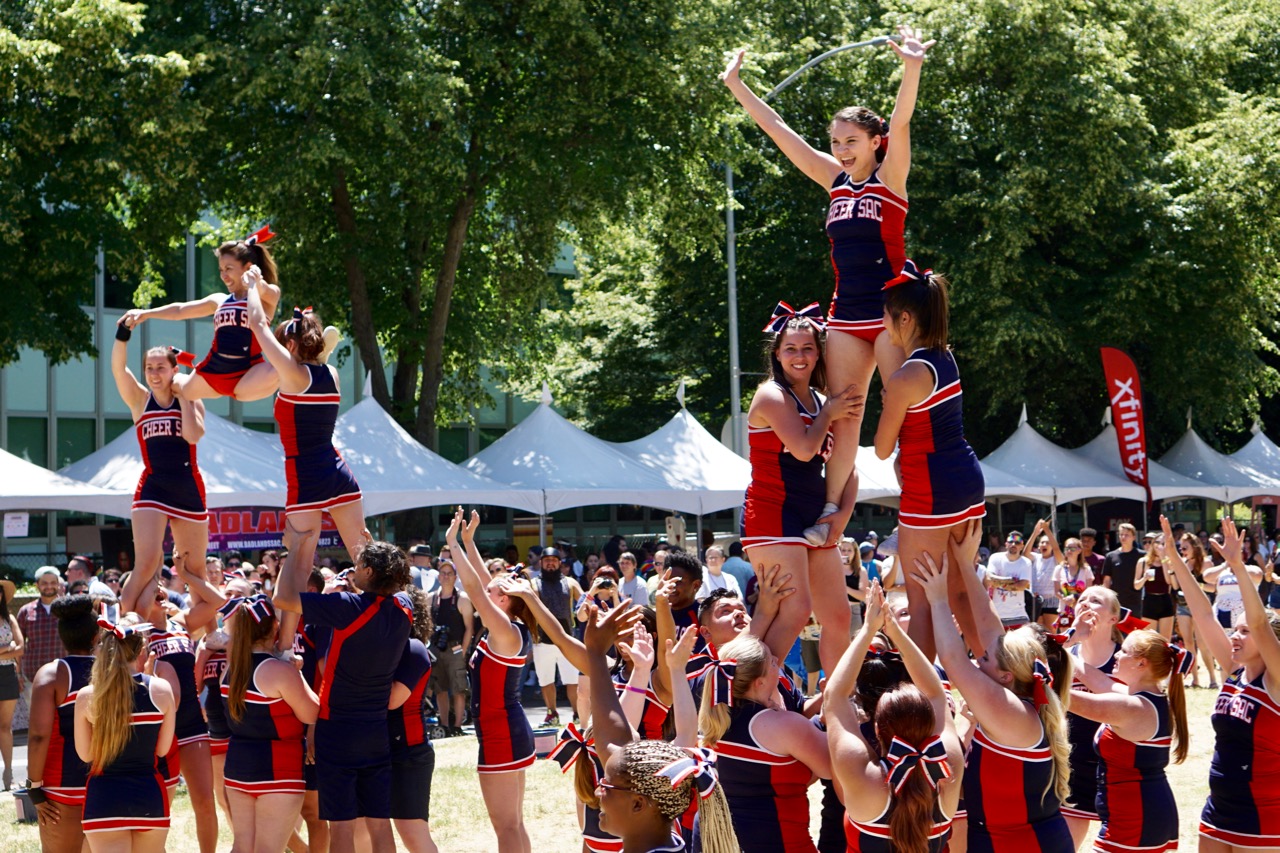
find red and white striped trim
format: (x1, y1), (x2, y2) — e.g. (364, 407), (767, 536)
(224, 777), (305, 796)
(898, 502), (987, 530)
(277, 392), (342, 406)
(285, 490), (362, 516)
(906, 379), (962, 413)
(1199, 821), (1280, 849)
(714, 740), (799, 767)
(177, 732), (211, 746)
(1095, 837), (1178, 853)
(1059, 805), (1100, 820)
(131, 500), (208, 523)
(826, 318), (886, 332)
(972, 728), (1052, 761)
(83, 816), (170, 833)
(476, 641), (526, 668)
(585, 834), (625, 853)
(477, 752), (537, 775)
(44, 786), (86, 806)
(742, 535), (831, 551)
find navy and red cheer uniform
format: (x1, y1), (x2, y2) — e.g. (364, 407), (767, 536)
(275, 363), (361, 516)
(844, 796), (952, 853)
(300, 589), (412, 821)
(201, 649), (230, 756)
(150, 621), (208, 747)
(390, 638), (435, 821)
(1063, 644), (1118, 821)
(1093, 691), (1178, 853)
(195, 291), (263, 398)
(220, 652), (306, 796)
(469, 621), (536, 774)
(81, 674), (170, 834)
(612, 668), (669, 740)
(42, 655), (94, 806)
(824, 168), (908, 342)
(963, 719), (1072, 853)
(895, 348), (985, 530)
(1200, 669), (1280, 848)
(711, 700), (816, 853)
(582, 749), (622, 853)
(297, 624), (330, 792)
(132, 393), (206, 522)
(742, 382), (834, 551)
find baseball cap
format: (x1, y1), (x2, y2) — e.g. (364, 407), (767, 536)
(859, 542), (875, 554)
(866, 531), (879, 540)
(34, 566), (62, 582)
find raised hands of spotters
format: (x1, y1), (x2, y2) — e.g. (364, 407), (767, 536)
(1211, 517), (1245, 566)
(665, 625), (698, 673)
(583, 600), (641, 656)
(828, 384), (865, 422)
(720, 48), (746, 84)
(461, 509), (480, 544)
(619, 622), (656, 673)
(654, 569), (678, 605)
(754, 563), (796, 613)
(889, 24), (936, 64)
(498, 576), (535, 599)
(911, 550), (951, 606)
(956, 517), (983, 564)
(445, 507), (463, 543)
(864, 580), (887, 632)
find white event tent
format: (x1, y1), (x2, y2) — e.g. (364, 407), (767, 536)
(1227, 424), (1280, 489)
(0, 447), (130, 514)
(333, 397), (542, 515)
(1069, 418), (1229, 502)
(1158, 427), (1280, 502)
(60, 410), (288, 512)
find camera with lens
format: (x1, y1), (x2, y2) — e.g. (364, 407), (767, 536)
(432, 623), (452, 652)
(597, 578), (615, 590)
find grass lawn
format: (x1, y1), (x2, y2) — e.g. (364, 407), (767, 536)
(0, 686), (1220, 851)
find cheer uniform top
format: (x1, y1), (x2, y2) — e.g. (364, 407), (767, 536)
(963, 717), (1072, 853)
(844, 794), (952, 853)
(1063, 644), (1118, 821)
(895, 348), (986, 529)
(220, 652), (306, 796)
(582, 749), (622, 853)
(201, 649), (231, 756)
(196, 291), (263, 397)
(825, 167), (908, 341)
(390, 638), (434, 753)
(1200, 669), (1280, 848)
(132, 393), (207, 522)
(712, 700), (816, 853)
(469, 621), (536, 774)
(275, 363), (361, 515)
(1093, 691), (1178, 853)
(150, 621), (208, 746)
(743, 382), (834, 551)
(612, 668), (669, 740)
(42, 655), (95, 806)
(81, 674), (170, 834)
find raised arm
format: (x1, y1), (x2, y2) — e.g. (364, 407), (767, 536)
(720, 49), (842, 188)
(1159, 515), (1231, 668)
(824, 584), (884, 797)
(748, 563), (797, 658)
(582, 602), (640, 756)
(447, 509), (519, 653)
(1214, 518), (1280, 676)
(617, 624), (656, 732)
(244, 279), (309, 390)
(876, 26), (936, 196)
(119, 294), (221, 327)
(110, 336), (149, 416)
(664, 626), (701, 748)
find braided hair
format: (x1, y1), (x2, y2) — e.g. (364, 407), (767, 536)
(618, 740), (739, 853)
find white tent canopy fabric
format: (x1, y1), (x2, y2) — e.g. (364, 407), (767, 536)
(1158, 428), (1280, 501)
(60, 411), (288, 512)
(981, 413), (1147, 504)
(466, 403), (706, 515)
(333, 398), (542, 515)
(1070, 425), (1229, 502)
(1227, 425), (1280, 491)
(611, 409), (750, 514)
(0, 447), (130, 514)
(978, 461), (1058, 503)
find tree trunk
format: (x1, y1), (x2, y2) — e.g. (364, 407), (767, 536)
(330, 166), (390, 409)
(414, 177), (479, 450)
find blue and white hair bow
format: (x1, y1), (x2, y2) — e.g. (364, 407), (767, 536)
(657, 747), (719, 799)
(763, 301), (825, 334)
(884, 735), (952, 793)
(217, 594), (275, 624)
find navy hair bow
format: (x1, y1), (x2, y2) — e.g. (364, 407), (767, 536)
(708, 658), (738, 707)
(1116, 607), (1149, 636)
(657, 747), (719, 799)
(546, 723), (597, 782)
(762, 301), (825, 334)
(1031, 658), (1054, 708)
(217, 594), (275, 624)
(883, 258), (934, 290)
(244, 224), (276, 246)
(884, 735), (952, 793)
(1169, 643), (1193, 676)
(284, 306), (314, 336)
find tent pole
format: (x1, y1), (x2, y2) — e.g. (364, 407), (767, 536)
(1082, 499), (1088, 528)
(996, 501), (1004, 535)
(696, 512), (703, 557)
(540, 490), (548, 549)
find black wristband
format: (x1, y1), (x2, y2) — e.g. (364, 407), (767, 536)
(26, 787), (47, 805)
(115, 323), (132, 342)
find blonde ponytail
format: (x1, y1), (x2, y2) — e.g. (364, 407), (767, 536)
(88, 630), (147, 773)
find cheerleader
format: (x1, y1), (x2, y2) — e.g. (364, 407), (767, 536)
(25, 595), (98, 853)
(1059, 587), (1122, 850)
(193, 576), (253, 826)
(143, 561), (227, 853)
(388, 586), (442, 853)
(873, 260), (985, 660)
(698, 633), (833, 853)
(115, 228), (281, 403)
(220, 593), (319, 853)
(721, 27), (936, 547)
(447, 508), (535, 853)
(1066, 625), (1187, 853)
(109, 329), (207, 616)
(245, 286), (371, 649)
(582, 600), (739, 853)
(914, 533), (1075, 853)
(741, 305), (860, 674)
(74, 618), (176, 853)
(826, 582), (963, 853)
(1161, 515), (1280, 851)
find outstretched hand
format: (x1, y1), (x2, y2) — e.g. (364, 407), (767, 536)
(864, 580), (887, 632)
(619, 622), (656, 673)
(498, 576), (534, 599)
(826, 384), (865, 422)
(665, 625), (698, 673)
(583, 600), (641, 655)
(1211, 518), (1244, 566)
(753, 563), (796, 614)
(445, 507), (463, 545)
(461, 509), (480, 544)
(889, 25), (936, 64)
(721, 48), (746, 84)
(911, 550), (950, 605)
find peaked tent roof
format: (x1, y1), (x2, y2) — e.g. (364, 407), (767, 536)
(1070, 425), (1229, 501)
(611, 409), (752, 513)
(1160, 428), (1280, 501)
(60, 410), (288, 510)
(981, 415), (1146, 504)
(0, 447), (130, 514)
(1227, 426), (1280, 490)
(333, 398), (542, 515)
(466, 403), (706, 515)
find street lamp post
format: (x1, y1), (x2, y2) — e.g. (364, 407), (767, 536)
(724, 36), (894, 458)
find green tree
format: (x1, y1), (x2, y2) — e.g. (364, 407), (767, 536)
(0, 0), (201, 365)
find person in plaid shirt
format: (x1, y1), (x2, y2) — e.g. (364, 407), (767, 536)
(17, 568), (66, 701)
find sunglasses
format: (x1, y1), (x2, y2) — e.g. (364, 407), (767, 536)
(596, 779), (637, 795)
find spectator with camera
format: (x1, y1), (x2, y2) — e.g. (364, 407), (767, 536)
(428, 560), (474, 737)
(531, 547), (585, 726)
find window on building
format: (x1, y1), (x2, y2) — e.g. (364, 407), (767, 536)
(104, 419), (133, 444)
(478, 428), (506, 451)
(56, 418), (96, 468)
(105, 247), (185, 310)
(437, 427), (469, 463)
(4, 349), (48, 411)
(7, 417), (48, 466)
